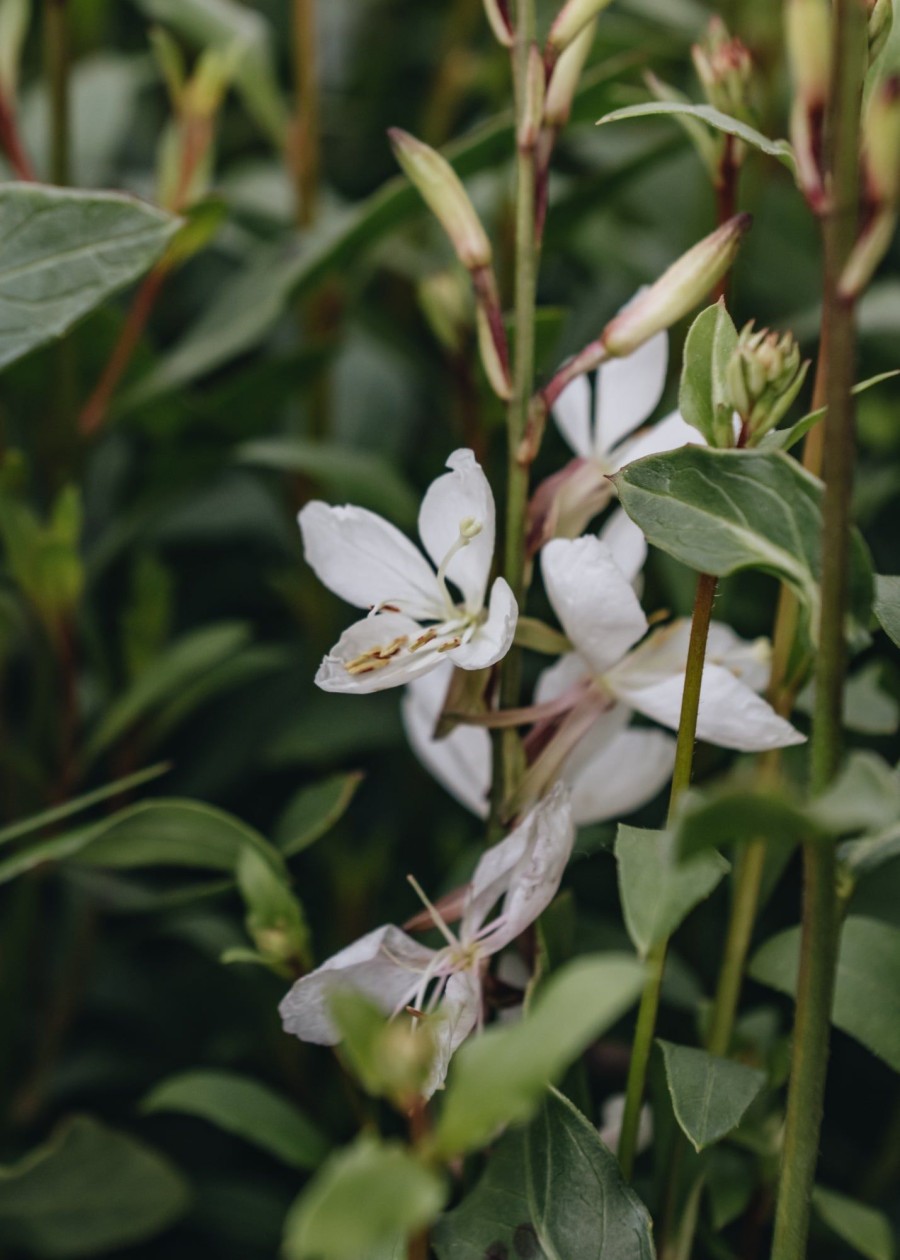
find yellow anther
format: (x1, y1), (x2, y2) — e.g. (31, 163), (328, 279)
(344, 635), (409, 675)
(437, 636), (462, 653)
(410, 628), (439, 651)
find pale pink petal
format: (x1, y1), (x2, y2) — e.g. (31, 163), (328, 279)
(402, 665), (491, 818)
(417, 450), (495, 612)
(533, 651), (592, 706)
(616, 619), (772, 694)
(567, 728), (676, 825)
(609, 409), (706, 471)
(600, 507), (647, 586)
(552, 374), (593, 458)
(299, 501), (443, 620)
(279, 925), (436, 1045)
(423, 970), (481, 1097)
(541, 537), (648, 675)
(448, 578), (517, 671)
(594, 330), (668, 457)
(314, 611), (445, 694)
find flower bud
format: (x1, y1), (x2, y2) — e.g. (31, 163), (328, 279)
(518, 43), (545, 151)
(786, 0), (831, 107)
(547, 0), (614, 60)
(418, 269), (471, 354)
(864, 74), (900, 205)
(726, 322), (806, 441)
(483, 0), (513, 47)
(0, 0), (30, 100)
(544, 18), (595, 128)
(691, 17), (755, 122)
(867, 0), (894, 63)
(389, 128), (492, 271)
(602, 215), (752, 357)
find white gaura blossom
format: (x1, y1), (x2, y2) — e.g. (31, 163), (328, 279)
(300, 449), (517, 693)
(279, 786), (575, 1095)
(528, 330), (704, 561)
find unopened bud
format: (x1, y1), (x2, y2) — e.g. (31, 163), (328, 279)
(483, 0), (514, 47)
(476, 301), (513, 400)
(518, 43), (545, 151)
(692, 17), (755, 122)
(186, 44), (239, 119)
(418, 270), (471, 353)
(547, 0), (614, 60)
(389, 128), (492, 271)
(149, 27), (185, 109)
(0, 0), (30, 99)
(867, 0), (894, 63)
(726, 322), (806, 440)
(864, 74), (900, 205)
(602, 215), (752, 357)
(544, 18), (595, 128)
(786, 0), (832, 107)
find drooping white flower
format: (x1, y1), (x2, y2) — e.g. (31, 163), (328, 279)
(279, 786), (575, 1095)
(300, 449), (517, 693)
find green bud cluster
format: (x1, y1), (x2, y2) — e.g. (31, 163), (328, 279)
(726, 323), (805, 441)
(691, 17), (755, 123)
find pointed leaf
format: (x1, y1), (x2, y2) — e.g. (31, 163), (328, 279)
(679, 302), (737, 447)
(657, 1040), (766, 1151)
(276, 774), (363, 857)
(598, 101), (796, 172)
(875, 575), (900, 648)
(812, 1187), (895, 1260)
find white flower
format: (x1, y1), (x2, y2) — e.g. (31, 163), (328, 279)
(279, 787), (575, 1095)
(300, 449), (517, 693)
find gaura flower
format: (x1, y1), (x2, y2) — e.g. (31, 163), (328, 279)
(528, 329), (704, 556)
(279, 786), (575, 1095)
(300, 449), (517, 693)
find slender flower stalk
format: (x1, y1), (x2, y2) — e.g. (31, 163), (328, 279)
(44, 0), (70, 186)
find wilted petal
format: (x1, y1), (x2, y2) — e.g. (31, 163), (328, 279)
(315, 611), (443, 694)
(600, 507), (647, 586)
(527, 457), (614, 554)
(593, 330), (668, 457)
(418, 449), (496, 612)
(566, 728), (676, 825)
(610, 408), (706, 470)
(279, 925), (436, 1045)
(423, 970), (481, 1097)
(542, 536), (648, 675)
(448, 578), (517, 670)
(299, 501), (443, 620)
(552, 373), (593, 458)
(402, 664), (491, 817)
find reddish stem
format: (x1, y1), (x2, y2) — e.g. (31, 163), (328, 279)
(0, 90), (37, 181)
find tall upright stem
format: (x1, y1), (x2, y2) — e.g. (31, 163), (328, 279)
(44, 0), (70, 186)
(771, 3), (866, 1257)
(618, 572), (718, 1179)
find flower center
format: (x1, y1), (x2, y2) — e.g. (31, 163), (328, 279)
(435, 516), (483, 615)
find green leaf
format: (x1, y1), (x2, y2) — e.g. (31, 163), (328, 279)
(0, 185), (177, 370)
(613, 447), (874, 648)
(616, 825), (729, 957)
(276, 774), (362, 856)
(328, 991), (435, 1104)
(749, 916), (900, 1072)
(433, 955), (645, 1157)
(0, 763), (170, 849)
(142, 1069), (328, 1171)
(657, 1040), (766, 1151)
(236, 845), (309, 969)
(875, 575), (900, 648)
(282, 1136), (446, 1260)
(432, 1128), (538, 1260)
(597, 101), (796, 172)
(812, 1187), (896, 1260)
(678, 302), (738, 448)
(0, 1115), (188, 1256)
(762, 370), (900, 453)
(675, 787), (819, 859)
(237, 438), (419, 527)
(811, 753), (900, 838)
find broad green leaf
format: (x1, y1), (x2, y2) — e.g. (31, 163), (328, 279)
(657, 1040), (766, 1151)
(616, 825), (729, 957)
(237, 438), (419, 527)
(276, 774), (363, 857)
(433, 955), (644, 1157)
(810, 753), (900, 837)
(432, 1128), (539, 1260)
(84, 622), (251, 762)
(142, 1070), (328, 1171)
(0, 763), (169, 849)
(679, 302), (738, 448)
(0, 1115), (188, 1256)
(675, 787), (819, 859)
(841, 825), (900, 879)
(798, 663), (900, 736)
(875, 575), (900, 648)
(613, 447), (874, 648)
(0, 184), (176, 370)
(282, 1136), (446, 1260)
(598, 101), (796, 172)
(749, 917), (900, 1071)
(812, 1187), (895, 1260)
(526, 1090), (656, 1260)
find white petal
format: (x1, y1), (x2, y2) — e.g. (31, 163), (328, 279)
(567, 728), (676, 825)
(299, 501), (442, 620)
(551, 373), (593, 458)
(541, 537), (648, 675)
(610, 408), (706, 471)
(279, 925), (436, 1045)
(402, 664), (491, 818)
(533, 652), (592, 705)
(423, 970), (481, 1097)
(620, 619), (772, 695)
(594, 331), (668, 456)
(417, 450), (496, 611)
(315, 611), (443, 694)
(600, 507), (647, 586)
(448, 578), (518, 671)
(611, 660), (806, 752)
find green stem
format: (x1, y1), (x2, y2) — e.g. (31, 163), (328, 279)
(771, 2), (866, 1256)
(707, 837), (767, 1056)
(44, 0), (70, 186)
(489, 0), (539, 826)
(618, 571), (718, 1179)
(291, 0), (320, 227)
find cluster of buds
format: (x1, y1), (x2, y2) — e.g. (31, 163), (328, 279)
(726, 323), (806, 443)
(692, 17), (755, 124)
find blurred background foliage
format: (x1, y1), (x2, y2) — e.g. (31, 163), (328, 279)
(0, 0), (898, 1255)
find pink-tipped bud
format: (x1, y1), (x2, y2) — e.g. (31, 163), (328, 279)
(547, 0), (614, 59)
(518, 43), (546, 151)
(864, 74), (900, 205)
(691, 17), (755, 122)
(389, 128), (492, 271)
(483, 0), (514, 47)
(602, 215), (752, 357)
(544, 18), (595, 128)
